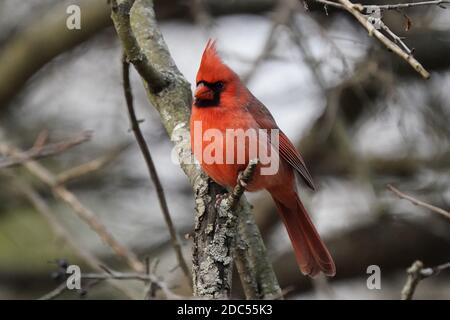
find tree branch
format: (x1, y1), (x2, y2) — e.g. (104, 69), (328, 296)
(192, 160), (258, 299)
(0, 0), (111, 108)
(309, 0), (439, 78)
(55, 143), (129, 185)
(0, 131), (91, 169)
(13, 179), (137, 299)
(234, 197), (282, 299)
(401, 260), (450, 300)
(368, 0), (449, 10)
(122, 53), (191, 283)
(314, 0), (450, 10)
(0, 142), (145, 273)
(387, 184), (450, 220)
(335, 0), (430, 78)
(39, 270), (180, 300)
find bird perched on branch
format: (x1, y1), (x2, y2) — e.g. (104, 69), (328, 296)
(190, 40), (335, 277)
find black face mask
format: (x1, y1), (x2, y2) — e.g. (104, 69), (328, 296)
(194, 81), (224, 107)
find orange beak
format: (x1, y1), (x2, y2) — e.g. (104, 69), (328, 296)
(194, 82), (214, 101)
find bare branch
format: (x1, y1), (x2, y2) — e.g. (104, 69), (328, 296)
(401, 260), (424, 300)
(56, 143), (129, 185)
(401, 260), (450, 300)
(314, 0), (449, 11)
(122, 53), (191, 283)
(38, 281), (69, 300)
(0, 131), (91, 169)
(0, 0), (111, 108)
(370, 0), (449, 10)
(314, 0), (345, 9)
(112, 0), (169, 93)
(334, 0), (430, 78)
(242, 0), (295, 84)
(387, 184), (450, 220)
(13, 179), (137, 299)
(193, 160), (259, 299)
(420, 261), (450, 277)
(379, 20), (413, 55)
(308, 0), (441, 78)
(0, 143), (145, 273)
(234, 198), (282, 299)
(242, 25), (278, 84)
(39, 270), (181, 300)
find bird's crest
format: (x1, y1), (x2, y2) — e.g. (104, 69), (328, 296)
(196, 39), (237, 84)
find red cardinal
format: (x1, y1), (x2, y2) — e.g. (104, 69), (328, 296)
(190, 40), (335, 277)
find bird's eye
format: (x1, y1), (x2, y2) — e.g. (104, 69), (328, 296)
(214, 81), (224, 90)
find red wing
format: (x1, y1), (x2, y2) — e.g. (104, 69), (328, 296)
(278, 132), (315, 190)
(246, 97), (316, 190)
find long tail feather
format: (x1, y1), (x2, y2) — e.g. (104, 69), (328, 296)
(272, 192), (335, 277)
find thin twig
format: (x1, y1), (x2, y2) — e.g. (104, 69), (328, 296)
(379, 20), (413, 55)
(339, 0), (430, 78)
(288, 15), (328, 90)
(242, 25), (278, 84)
(13, 179), (137, 299)
(39, 270), (181, 300)
(371, 0), (449, 10)
(0, 143), (145, 273)
(313, 0), (450, 10)
(309, 0), (432, 78)
(33, 129), (49, 149)
(122, 54), (191, 283)
(387, 184), (450, 220)
(420, 261), (450, 277)
(0, 131), (91, 169)
(56, 143), (130, 185)
(242, 0), (295, 84)
(314, 0), (344, 9)
(401, 260), (450, 300)
(38, 281), (68, 300)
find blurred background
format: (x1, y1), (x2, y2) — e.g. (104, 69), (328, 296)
(0, 0), (449, 299)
